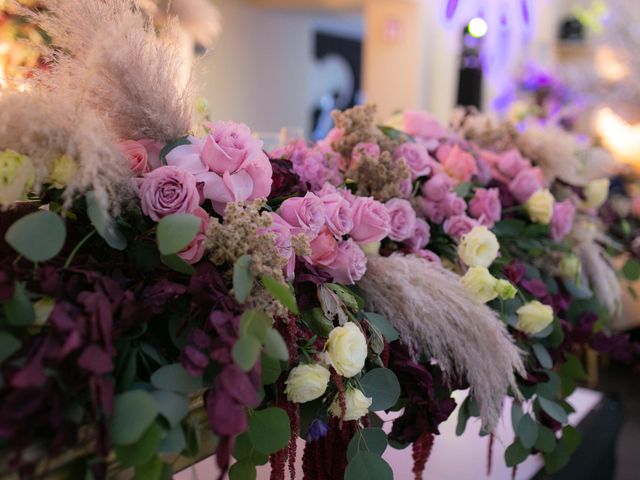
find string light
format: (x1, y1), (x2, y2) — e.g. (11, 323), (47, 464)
(468, 17), (488, 38)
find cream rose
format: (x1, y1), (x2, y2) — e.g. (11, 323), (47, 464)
(0, 149), (34, 209)
(48, 154), (78, 189)
(525, 189), (555, 225)
(583, 178), (610, 210)
(325, 322), (367, 378)
(284, 363), (331, 404)
(516, 301), (554, 335)
(329, 388), (372, 421)
(559, 254), (581, 280)
(461, 267), (498, 304)
(495, 279), (518, 300)
(458, 226), (500, 268)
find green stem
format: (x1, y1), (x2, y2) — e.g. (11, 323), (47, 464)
(64, 230), (97, 269)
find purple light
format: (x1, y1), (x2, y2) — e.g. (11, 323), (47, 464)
(521, 0), (531, 25)
(446, 0), (460, 21)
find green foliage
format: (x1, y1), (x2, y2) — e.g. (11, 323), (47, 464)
(160, 254), (197, 275)
(232, 336), (262, 372)
(159, 136), (191, 165)
(156, 214), (200, 256)
(364, 312), (399, 342)
(0, 332), (20, 364)
(264, 329), (289, 362)
(345, 451), (393, 480)
(516, 414), (538, 449)
(505, 439), (530, 467)
(3, 282), (34, 326)
(229, 460), (257, 480)
(239, 310), (272, 342)
(5, 210), (66, 261)
(260, 353), (281, 385)
(535, 426), (557, 453)
(248, 407), (291, 455)
(151, 391), (189, 428)
(531, 344), (553, 369)
(361, 368), (401, 411)
(150, 364), (202, 394)
(622, 257), (640, 281)
(233, 255), (255, 303)
(86, 192), (127, 250)
(110, 390), (159, 445)
(346, 428), (388, 460)
(261, 275), (299, 314)
(537, 396), (569, 424)
(115, 421), (166, 466)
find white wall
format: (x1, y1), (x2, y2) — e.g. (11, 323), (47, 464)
(194, 0), (363, 135)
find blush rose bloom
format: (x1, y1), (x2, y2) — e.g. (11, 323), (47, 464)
(139, 166), (201, 221)
(386, 198), (417, 241)
(325, 322), (367, 377)
(443, 215), (479, 240)
(419, 198), (447, 224)
(260, 213), (296, 279)
(350, 197), (391, 245)
(166, 121), (273, 214)
(422, 173), (453, 202)
(393, 143), (434, 180)
(178, 207), (209, 265)
(403, 109), (448, 140)
(321, 193), (353, 237)
(119, 140), (150, 175)
(509, 168), (544, 203)
(329, 388), (372, 421)
(444, 193), (467, 218)
(441, 144), (478, 183)
(469, 188), (502, 227)
(284, 363), (331, 404)
(324, 239), (367, 284)
(405, 218), (431, 251)
(279, 192), (326, 237)
(310, 228), (339, 267)
(551, 199), (576, 241)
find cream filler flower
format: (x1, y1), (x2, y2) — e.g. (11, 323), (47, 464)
(284, 363), (331, 404)
(329, 388), (372, 421)
(516, 301), (554, 335)
(458, 226), (500, 268)
(325, 322), (368, 378)
(525, 189), (555, 225)
(583, 178), (610, 210)
(461, 267), (499, 304)
(0, 149), (34, 209)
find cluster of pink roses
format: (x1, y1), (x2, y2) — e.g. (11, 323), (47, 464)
(122, 121), (274, 265)
(271, 140), (343, 192)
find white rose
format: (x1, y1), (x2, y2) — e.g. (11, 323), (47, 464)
(461, 267), (498, 304)
(325, 322), (368, 378)
(329, 388), (372, 421)
(458, 226), (500, 268)
(284, 363), (331, 404)
(525, 189), (555, 225)
(516, 301), (554, 335)
(583, 178), (610, 210)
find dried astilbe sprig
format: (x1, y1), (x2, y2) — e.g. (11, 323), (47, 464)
(349, 150), (411, 202)
(331, 104), (401, 158)
(451, 107), (519, 152)
(0, 92), (131, 210)
(28, 0), (192, 142)
(359, 254), (525, 431)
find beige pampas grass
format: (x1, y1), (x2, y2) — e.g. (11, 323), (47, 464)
(359, 254), (525, 430)
(578, 240), (621, 318)
(30, 0), (192, 142)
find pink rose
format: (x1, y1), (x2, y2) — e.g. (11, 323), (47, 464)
(139, 166), (201, 221)
(394, 143), (433, 180)
(178, 207), (209, 265)
(321, 193), (353, 237)
(496, 150), (531, 181)
(444, 193), (466, 218)
(120, 140), (150, 175)
(386, 198), (417, 241)
(292, 145), (343, 191)
(422, 173), (453, 202)
(509, 168), (544, 203)
(415, 249), (442, 266)
(443, 215), (478, 240)
(350, 197), (391, 244)
(403, 110), (448, 140)
(420, 198), (446, 224)
(260, 213), (296, 280)
(352, 142), (380, 169)
(551, 200), (576, 242)
(138, 139), (164, 170)
(405, 218), (431, 251)
(166, 121), (273, 214)
(441, 144), (478, 183)
(310, 228), (339, 267)
(324, 239), (367, 284)
(279, 192), (326, 237)
(399, 179), (413, 198)
(469, 188), (502, 227)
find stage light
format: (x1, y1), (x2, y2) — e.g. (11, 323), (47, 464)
(468, 17), (488, 38)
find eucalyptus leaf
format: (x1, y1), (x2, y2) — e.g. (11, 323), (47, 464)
(158, 425), (187, 454)
(156, 214), (200, 256)
(504, 439), (530, 467)
(239, 310), (272, 342)
(622, 258), (640, 281)
(537, 397), (569, 424)
(346, 428), (388, 460)
(248, 407), (291, 455)
(361, 368), (401, 411)
(260, 353), (281, 385)
(5, 210), (66, 261)
(345, 452), (393, 480)
(160, 254), (197, 275)
(516, 414), (539, 449)
(264, 329), (289, 362)
(151, 390), (189, 428)
(365, 312), (399, 342)
(151, 364), (202, 394)
(534, 426), (557, 453)
(232, 336), (262, 371)
(110, 390), (159, 445)
(4, 282), (34, 326)
(261, 275), (299, 314)
(86, 192), (126, 250)
(532, 343), (553, 369)
(233, 255), (255, 303)
(115, 421), (165, 466)
(229, 460), (257, 480)
(0, 332), (20, 364)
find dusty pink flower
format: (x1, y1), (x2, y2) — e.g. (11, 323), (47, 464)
(319, 127), (345, 149)
(420, 198), (447, 224)
(321, 193), (353, 237)
(422, 173), (453, 202)
(394, 143), (433, 180)
(324, 239), (367, 284)
(551, 200), (576, 242)
(405, 218), (431, 251)
(291, 145), (343, 191)
(139, 166), (200, 221)
(350, 197), (391, 244)
(138, 139), (164, 170)
(496, 150), (531, 181)
(310, 228), (339, 267)
(509, 167), (544, 203)
(386, 198), (417, 241)
(444, 193), (467, 218)
(178, 207), (209, 265)
(260, 213), (296, 279)
(443, 215), (478, 240)
(166, 121), (272, 214)
(441, 144), (478, 183)
(414, 249), (442, 266)
(469, 188), (502, 227)
(279, 192), (326, 237)
(403, 110), (448, 139)
(120, 140), (150, 175)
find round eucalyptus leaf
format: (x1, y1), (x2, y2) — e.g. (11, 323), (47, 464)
(248, 407), (291, 455)
(232, 336), (262, 372)
(151, 364), (202, 394)
(347, 428), (388, 461)
(345, 452), (393, 480)
(156, 214), (200, 256)
(361, 368), (401, 411)
(110, 390), (158, 445)
(5, 210), (66, 262)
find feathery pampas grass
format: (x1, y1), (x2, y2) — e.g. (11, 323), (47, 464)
(359, 254), (525, 430)
(29, 0), (193, 142)
(0, 92), (132, 210)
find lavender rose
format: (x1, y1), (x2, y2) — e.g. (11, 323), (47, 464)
(350, 197), (391, 245)
(139, 166), (201, 221)
(279, 192), (326, 237)
(324, 239), (367, 284)
(386, 198), (417, 242)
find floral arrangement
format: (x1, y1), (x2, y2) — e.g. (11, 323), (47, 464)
(1, 2), (639, 480)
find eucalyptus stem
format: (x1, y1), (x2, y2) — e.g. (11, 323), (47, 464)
(64, 230), (97, 269)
